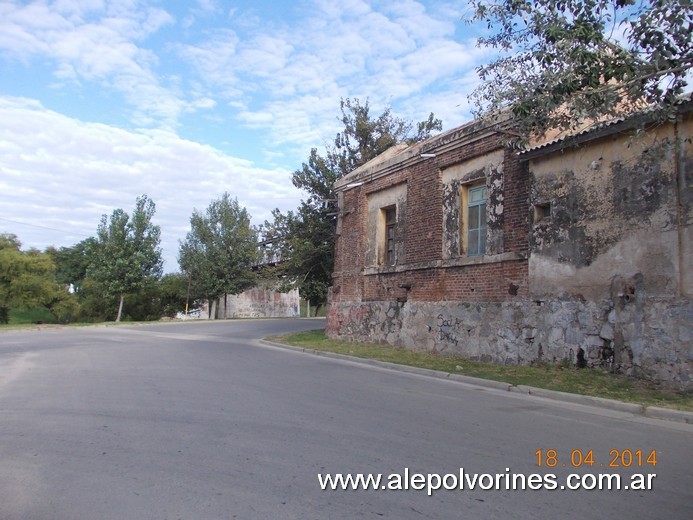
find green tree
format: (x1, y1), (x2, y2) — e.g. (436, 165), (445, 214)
(468, 0), (693, 145)
(89, 195), (163, 322)
(178, 193), (258, 319)
(46, 237), (97, 294)
(75, 277), (117, 322)
(0, 233), (26, 323)
(0, 233), (78, 323)
(157, 272), (196, 318)
(263, 98), (442, 314)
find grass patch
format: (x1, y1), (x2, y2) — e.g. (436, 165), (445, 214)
(268, 329), (692, 412)
(8, 307), (58, 325)
(0, 315), (157, 331)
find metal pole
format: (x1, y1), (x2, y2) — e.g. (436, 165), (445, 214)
(185, 272), (191, 319)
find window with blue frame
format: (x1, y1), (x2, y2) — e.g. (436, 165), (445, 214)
(467, 185), (487, 256)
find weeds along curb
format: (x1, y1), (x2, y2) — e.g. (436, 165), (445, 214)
(509, 386), (692, 424)
(510, 385), (644, 414)
(259, 339), (692, 425)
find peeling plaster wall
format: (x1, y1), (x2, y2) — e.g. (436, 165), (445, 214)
(528, 125), (689, 299)
(515, 117), (692, 389)
(442, 150), (505, 258)
(528, 232), (680, 299)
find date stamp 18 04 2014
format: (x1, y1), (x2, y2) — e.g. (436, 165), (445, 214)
(535, 449), (658, 468)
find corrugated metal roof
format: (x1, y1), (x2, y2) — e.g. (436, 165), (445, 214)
(519, 92), (693, 156)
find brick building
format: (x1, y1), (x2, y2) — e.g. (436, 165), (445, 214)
(326, 100), (692, 389)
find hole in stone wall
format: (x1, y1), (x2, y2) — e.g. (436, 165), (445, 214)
(577, 347), (587, 368)
(534, 203), (551, 223)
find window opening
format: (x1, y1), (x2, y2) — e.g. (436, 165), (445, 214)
(467, 185), (487, 256)
(384, 206), (396, 265)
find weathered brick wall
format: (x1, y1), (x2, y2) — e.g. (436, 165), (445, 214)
(328, 110), (692, 389)
(331, 120), (530, 307)
(404, 162), (443, 265)
(359, 260), (529, 302)
(502, 148), (530, 255)
(332, 182), (366, 301)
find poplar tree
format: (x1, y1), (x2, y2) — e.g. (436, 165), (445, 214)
(178, 193), (258, 319)
(89, 195), (163, 322)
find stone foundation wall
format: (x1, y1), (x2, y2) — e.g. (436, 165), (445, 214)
(326, 297), (692, 390)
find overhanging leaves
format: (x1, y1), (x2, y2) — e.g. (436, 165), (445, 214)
(468, 0), (692, 146)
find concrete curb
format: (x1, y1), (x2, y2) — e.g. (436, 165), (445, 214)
(510, 385), (645, 415)
(259, 339), (692, 425)
(645, 406), (693, 424)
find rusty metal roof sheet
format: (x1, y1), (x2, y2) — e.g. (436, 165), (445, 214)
(518, 92), (693, 157)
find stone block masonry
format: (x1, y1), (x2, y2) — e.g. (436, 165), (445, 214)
(327, 296), (691, 391)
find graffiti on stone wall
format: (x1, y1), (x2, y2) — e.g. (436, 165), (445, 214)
(436, 314), (462, 349)
(327, 296), (692, 390)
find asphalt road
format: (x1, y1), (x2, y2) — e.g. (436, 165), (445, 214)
(0, 319), (691, 520)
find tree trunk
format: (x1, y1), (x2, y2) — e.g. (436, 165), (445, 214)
(116, 294), (125, 322)
(210, 299), (217, 320)
(306, 300), (310, 318)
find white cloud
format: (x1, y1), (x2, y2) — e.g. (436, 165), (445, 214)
(1, 0), (486, 142)
(175, 29), (242, 98)
(177, 0), (484, 156)
(235, 35), (295, 78)
(0, 0), (493, 270)
(0, 96), (303, 271)
(189, 97), (217, 110)
(0, 0), (189, 126)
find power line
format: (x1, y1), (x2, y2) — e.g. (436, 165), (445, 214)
(0, 217), (93, 239)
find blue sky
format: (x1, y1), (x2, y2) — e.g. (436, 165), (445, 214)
(0, 0), (489, 271)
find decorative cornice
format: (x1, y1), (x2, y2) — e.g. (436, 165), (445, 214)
(334, 113), (513, 192)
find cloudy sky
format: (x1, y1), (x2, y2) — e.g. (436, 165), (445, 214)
(0, 0), (489, 271)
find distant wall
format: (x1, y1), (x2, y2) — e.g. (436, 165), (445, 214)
(176, 300), (209, 320)
(219, 288), (300, 319)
